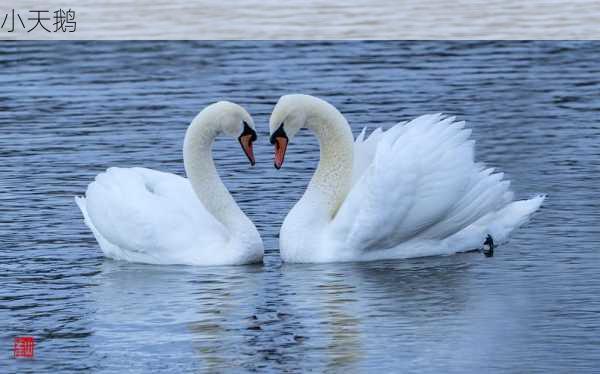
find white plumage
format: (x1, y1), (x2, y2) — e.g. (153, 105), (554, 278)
(270, 94), (544, 263)
(76, 102), (264, 266)
(76, 167), (230, 265)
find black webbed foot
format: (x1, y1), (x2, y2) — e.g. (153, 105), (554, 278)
(482, 234), (494, 257)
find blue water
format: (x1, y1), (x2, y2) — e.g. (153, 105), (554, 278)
(1, 41), (599, 372)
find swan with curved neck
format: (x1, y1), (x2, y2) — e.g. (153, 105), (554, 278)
(269, 94), (545, 263)
(271, 95), (355, 215)
(76, 101), (264, 266)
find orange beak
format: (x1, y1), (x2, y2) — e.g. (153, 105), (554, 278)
(273, 136), (288, 169)
(270, 124), (288, 169)
(238, 122), (257, 166)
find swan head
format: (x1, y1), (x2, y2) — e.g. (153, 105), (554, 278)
(269, 94), (311, 169)
(204, 101), (258, 165)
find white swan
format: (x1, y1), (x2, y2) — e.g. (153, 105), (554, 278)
(269, 94), (545, 263)
(76, 101), (264, 265)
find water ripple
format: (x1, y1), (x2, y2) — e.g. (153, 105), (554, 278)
(1, 41), (599, 372)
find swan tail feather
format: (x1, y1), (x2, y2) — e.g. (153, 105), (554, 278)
(444, 194), (546, 252)
(74, 195), (124, 260)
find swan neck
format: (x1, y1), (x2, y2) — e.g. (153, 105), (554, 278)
(305, 101), (354, 218)
(183, 114), (248, 231)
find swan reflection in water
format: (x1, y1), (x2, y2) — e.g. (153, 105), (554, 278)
(89, 254), (478, 371)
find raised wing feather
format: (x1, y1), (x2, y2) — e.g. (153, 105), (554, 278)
(332, 114), (514, 252)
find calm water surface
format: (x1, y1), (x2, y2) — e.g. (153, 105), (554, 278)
(1, 41), (599, 372)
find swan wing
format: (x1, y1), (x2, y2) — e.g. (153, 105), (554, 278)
(332, 114), (540, 252)
(352, 126), (386, 184)
(76, 167), (228, 263)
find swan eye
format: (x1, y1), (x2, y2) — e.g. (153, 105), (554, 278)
(270, 123), (287, 144)
(241, 121), (257, 141)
